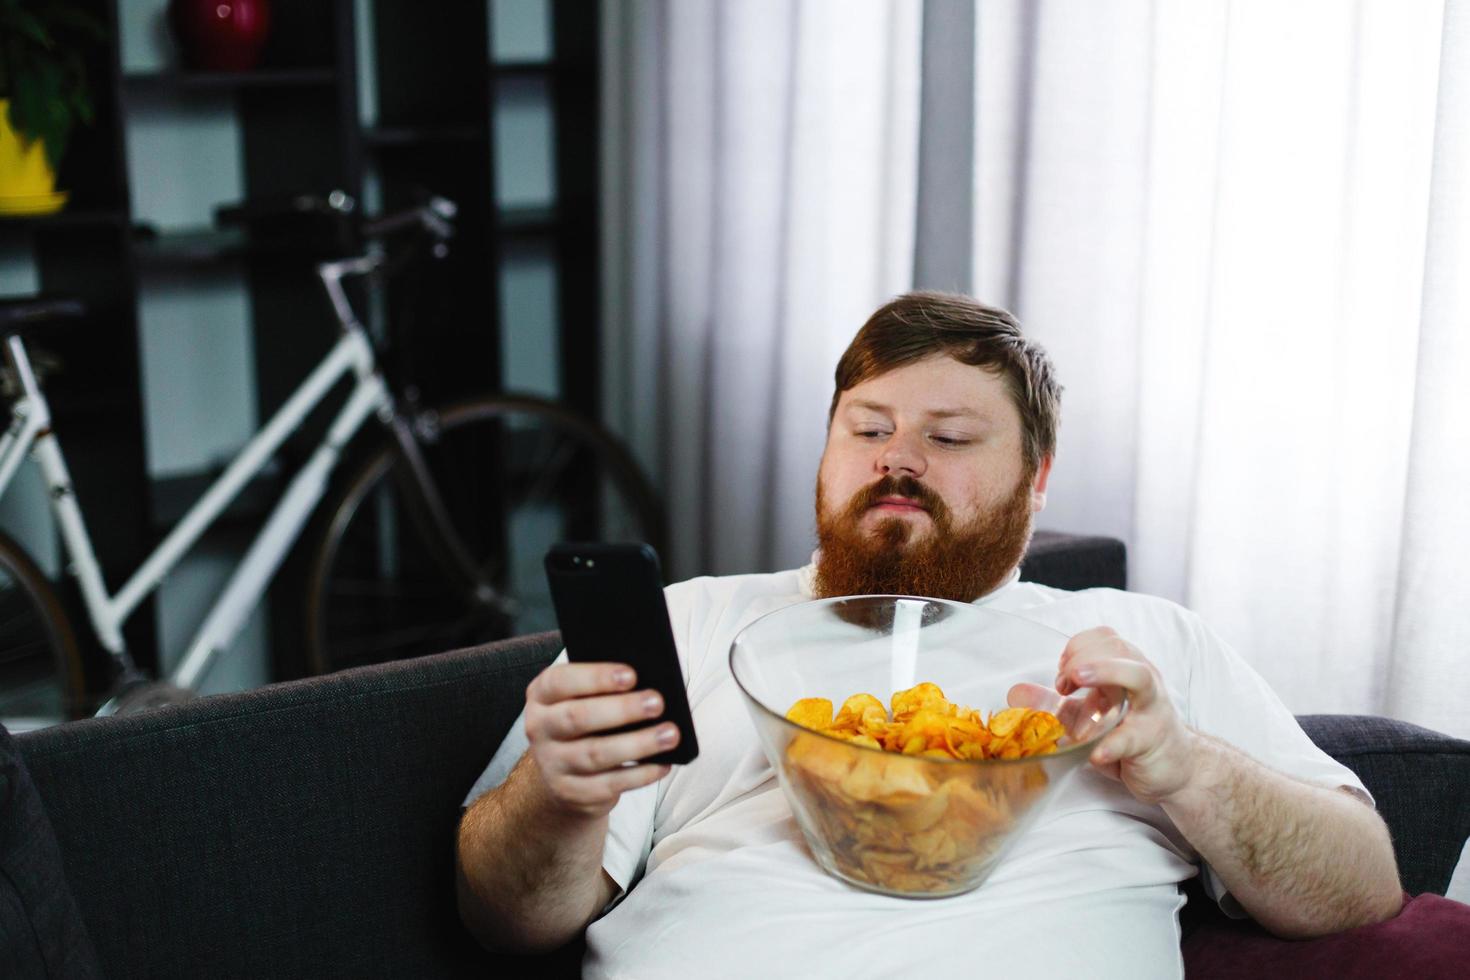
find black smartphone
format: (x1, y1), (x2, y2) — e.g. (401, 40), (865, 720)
(544, 543), (699, 765)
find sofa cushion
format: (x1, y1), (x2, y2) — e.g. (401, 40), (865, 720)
(1183, 891), (1470, 979)
(0, 723), (102, 980)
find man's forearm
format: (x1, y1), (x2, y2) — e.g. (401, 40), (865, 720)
(1163, 732), (1402, 938)
(456, 752), (613, 953)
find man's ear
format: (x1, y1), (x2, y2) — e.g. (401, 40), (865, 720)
(1030, 455), (1053, 513)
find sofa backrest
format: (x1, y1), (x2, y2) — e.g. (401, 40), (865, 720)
(17, 633), (565, 980)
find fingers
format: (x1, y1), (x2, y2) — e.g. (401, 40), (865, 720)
(522, 660), (681, 818)
(1060, 656), (1158, 709)
(527, 661), (637, 705)
(533, 688), (665, 741)
(546, 762), (672, 811)
(1052, 628), (1200, 803)
(1091, 721), (1148, 767)
(534, 721), (677, 816)
(602, 762), (674, 795)
(551, 723), (681, 776)
(1007, 681), (1054, 711)
(1055, 629), (1159, 709)
(1009, 681), (1114, 741)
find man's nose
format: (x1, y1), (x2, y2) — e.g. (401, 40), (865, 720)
(877, 434), (925, 477)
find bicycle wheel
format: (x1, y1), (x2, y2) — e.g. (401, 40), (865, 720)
(0, 528), (85, 731)
(305, 393), (664, 675)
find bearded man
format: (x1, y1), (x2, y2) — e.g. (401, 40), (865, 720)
(455, 292), (1403, 978)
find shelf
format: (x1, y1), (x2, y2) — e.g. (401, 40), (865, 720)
(488, 58), (590, 76)
(362, 125), (484, 149)
(496, 205), (559, 236)
(132, 226), (249, 268)
(0, 0), (607, 687)
(491, 59), (555, 78)
(122, 68), (338, 95)
(489, 59), (594, 81)
(0, 208), (127, 235)
(131, 225), (349, 270)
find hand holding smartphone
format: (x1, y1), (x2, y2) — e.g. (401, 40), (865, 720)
(544, 543), (699, 766)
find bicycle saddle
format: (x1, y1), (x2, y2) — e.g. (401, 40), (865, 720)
(0, 295), (87, 339)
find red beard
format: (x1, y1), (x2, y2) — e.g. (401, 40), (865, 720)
(813, 472), (1034, 602)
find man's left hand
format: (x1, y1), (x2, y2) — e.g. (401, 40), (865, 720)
(1054, 626), (1201, 805)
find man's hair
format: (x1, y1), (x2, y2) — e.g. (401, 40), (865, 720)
(828, 291), (1062, 473)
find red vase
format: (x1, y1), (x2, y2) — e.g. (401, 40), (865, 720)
(169, 0), (272, 72)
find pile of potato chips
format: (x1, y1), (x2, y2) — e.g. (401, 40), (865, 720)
(786, 681), (1065, 761)
(780, 683), (1066, 894)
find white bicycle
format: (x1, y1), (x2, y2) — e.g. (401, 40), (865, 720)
(0, 193), (662, 731)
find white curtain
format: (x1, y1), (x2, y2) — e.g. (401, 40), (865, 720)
(601, 0), (922, 579)
(1385, 0), (1470, 738)
(968, 0), (1467, 737)
(603, 0), (1469, 738)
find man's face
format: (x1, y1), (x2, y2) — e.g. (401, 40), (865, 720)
(813, 355), (1051, 601)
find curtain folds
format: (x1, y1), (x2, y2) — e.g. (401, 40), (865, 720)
(602, 0), (921, 579)
(603, 0), (1467, 737)
(1384, 0), (1470, 736)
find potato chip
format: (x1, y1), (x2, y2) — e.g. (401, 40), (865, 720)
(786, 697), (833, 732)
(909, 826), (959, 869)
(1017, 710), (1065, 753)
(841, 752), (932, 804)
(781, 683), (1068, 894)
(834, 693), (885, 728)
(985, 707), (1029, 738)
(890, 682), (948, 722)
(786, 731), (854, 784)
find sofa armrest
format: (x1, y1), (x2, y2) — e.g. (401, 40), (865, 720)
(1183, 713), (1470, 927)
(16, 631), (565, 980)
(1181, 712), (1470, 973)
(1297, 714), (1470, 896)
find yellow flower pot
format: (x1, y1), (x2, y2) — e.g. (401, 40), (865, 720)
(0, 99), (69, 216)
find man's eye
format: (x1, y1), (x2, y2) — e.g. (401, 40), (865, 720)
(855, 430), (887, 439)
(931, 435), (971, 447)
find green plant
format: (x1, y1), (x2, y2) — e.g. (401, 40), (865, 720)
(0, 0), (105, 170)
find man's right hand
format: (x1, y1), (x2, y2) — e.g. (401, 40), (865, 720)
(523, 662), (679, 819)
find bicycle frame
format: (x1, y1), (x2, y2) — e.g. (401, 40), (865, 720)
(0, 256), (392, 696)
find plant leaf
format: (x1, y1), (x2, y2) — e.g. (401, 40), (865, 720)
(0, 0), (104, 169)
(46, 7), (108, 44)
(10, 63), (45, 134)
(4, 9), (54, 49)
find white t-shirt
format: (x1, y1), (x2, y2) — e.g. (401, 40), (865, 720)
(467, 567), (1369, 980)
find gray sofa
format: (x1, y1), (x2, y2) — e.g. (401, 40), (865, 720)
(10, 533), (1470, 978)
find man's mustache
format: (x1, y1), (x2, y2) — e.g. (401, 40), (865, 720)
(846, 475), (948, 519)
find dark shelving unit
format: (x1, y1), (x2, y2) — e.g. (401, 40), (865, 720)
(0, 0), (153, 690)
(1, 0), (602, 689)
(130, 226), (250, 267)
(0, 209), (128, 231)
(120, 68), (339, 92)
(362, 125), (484, 148)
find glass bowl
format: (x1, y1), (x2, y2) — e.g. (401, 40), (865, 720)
(729, 595), (1127, 898)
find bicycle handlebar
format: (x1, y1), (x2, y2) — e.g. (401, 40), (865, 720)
(360, 196), (457, 242)
(214, 189), (357, 227)
(216, 191), (457, 244)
